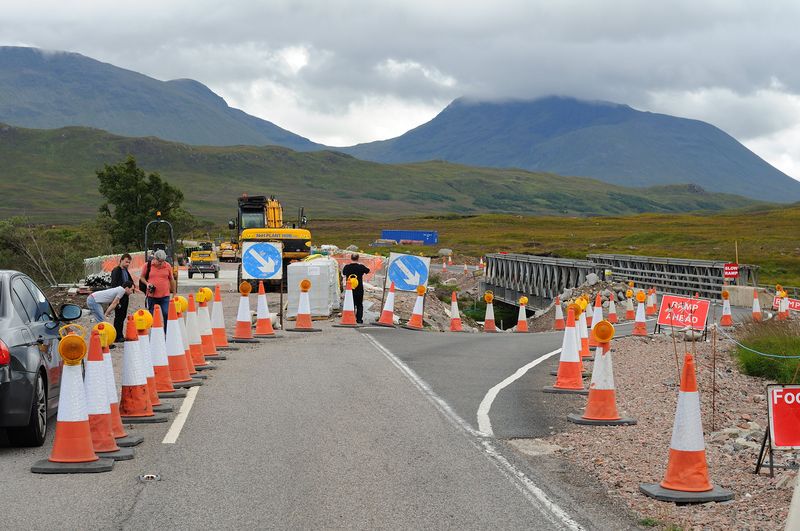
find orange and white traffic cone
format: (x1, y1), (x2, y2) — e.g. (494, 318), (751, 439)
(632, 290), (649, 336)
(93, 323), (143, 447)
(783, 292), (791, 320)
(173, 297), (201, 378)
(289, 279), (321, 332)
(752, 289), (762, 321)
(554, 296), (565, 330)
(197, 287), (221, 356)
(463, 263), (469, 276)
(450, 291), (464, 332)
(515, 296), (529, 333)
(448, 255), (453, 265)
(777, 288), (788, 321)
(231, 282), (259, 342)
(136, 309), (173, 413)
(646, 288), (657, 315)
(442, 258), (448, 273)
(589, 293), (603, 347)
(578, 305), (591, 358)
(720, 291), (733, 327)
(624, 289), (635, 321)
(31, 331), (115, 473)
(211, 284), (233, 350)
(479, 257), (485, 269)
(166, 300), (201, 389)
(185, 295), (208, 369)
(543, 309), (587, 395)
(402, 286), (427, 331)
(149, 306), (185, 400)
(608, 293), (618, 324)
(640, 353), (734, 503)
(254, 281), (278, 335)
(483, 291), (498, 333)
(84, 330), (135, 460)
(374, 282), (397, 328)
(120, 316), (168, 423)
(334, 277), (359, 328)
(568, 321), (635, 425)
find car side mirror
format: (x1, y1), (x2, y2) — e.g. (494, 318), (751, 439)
(59, 304), (83, 321)
(228, 220), (236, 230)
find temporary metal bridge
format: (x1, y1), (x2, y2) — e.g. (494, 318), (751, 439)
(483, 252), (758, 307)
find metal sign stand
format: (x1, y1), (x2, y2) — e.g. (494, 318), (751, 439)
(280, 276), (285, 330)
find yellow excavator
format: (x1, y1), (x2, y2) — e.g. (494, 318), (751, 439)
(229, 194), (311, 290)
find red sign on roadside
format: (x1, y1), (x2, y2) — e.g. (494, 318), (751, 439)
(656, 295), (710, 331)
(723, 263), (739, 279)
(768, 385), (800, 449)
(772, 296), (800, 312)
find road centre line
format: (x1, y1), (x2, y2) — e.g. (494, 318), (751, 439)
(477, 348), (562, 437)
(363, 333), (583, 531)
(162, 386), (200, 444)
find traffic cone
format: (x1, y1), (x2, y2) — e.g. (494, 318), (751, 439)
(448, 255), (453, 265)
(254, 281), (278, 335)
(185, 295), (207, 368)
(442, 258), (448, 273)
(751, 289), (762, 321)
(554, 296), (565, 330)
(589, 293), (603, 347)
(450, 291), (464, 332)
(632, 291), (648, 336)
(515, 296), (529, 333)
(84, 331), (135, 460)
(543, 309), (587, 395)
(31, 332), (115, 473)
(150, 306), (185, 399)
(783, 293), (791, 320)
(166, 300), (201, 388)
(578, 308), (590, 358)
(136, 309), (173, 413)
(479, 257), (485, 269)
(231, 282), (260, 342)
(568, 321), (636, 425)
(463, 263), (469, 276)
(334, 277), (359, 328)
(374, 282), (397, 328)
(720, 291), (733, 327)
(211, 284), (233, 349)
(174, 299), (200, 378)
(777, 290), (788, 321)
(483, 291), (498, 333)
(289, 279), (321, 332)
(197, 287), (223, 356)
(120, 317), (168, 423)
(402, 286), (426, 331)
(640, 353), (734, 503)
(625, 290), (635, 321)
(93, 323), (143, 447)
(646, 288), (657, 315)
(608, 293), (618, 324)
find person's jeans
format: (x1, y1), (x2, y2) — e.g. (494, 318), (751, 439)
(87, 296), (106, 323)
(146, 296), (170, 330)
(353, 289), (364, 323)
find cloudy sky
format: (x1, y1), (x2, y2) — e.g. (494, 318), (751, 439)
(3, 0), (800, 179)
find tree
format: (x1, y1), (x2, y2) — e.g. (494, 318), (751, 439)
(97, 156), (194, 250)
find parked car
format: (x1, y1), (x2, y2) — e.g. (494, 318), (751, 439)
(0, 271), (82, 446)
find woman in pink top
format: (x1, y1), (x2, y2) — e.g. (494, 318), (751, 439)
(141, 250), (176, 327)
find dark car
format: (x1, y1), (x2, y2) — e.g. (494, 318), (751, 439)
(0, 271), (81, 446)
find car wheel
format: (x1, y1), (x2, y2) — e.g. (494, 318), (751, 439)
(7, 372), (47, 447)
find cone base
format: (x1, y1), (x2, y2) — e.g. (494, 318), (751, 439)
(205, 354), (228, 360)
(152, 403), (174, 413)
(173, 379), (203, 389)
(189, 373), (208, 380)
(550, 370), (588, 377)
(332, 323), (362, 328)
(120, 413), (169, 424)
(229, 337), (261, 343)
(96, 447), (136, 461)
(567, 413), (637, 426)
(158, 390), (188, 399)
(32, 458), (114, 474)
(254, 333), (279, 338)
(372, 321), (397, 328)
(639, 483), (733, 504)
(401, 324), (424, 331)
(542, 386), (589, 395)
(115, 434), (144, 447)
(196, 364), (217, 371)
(287, 328), (322, 332)
(215, 346), (239, 351)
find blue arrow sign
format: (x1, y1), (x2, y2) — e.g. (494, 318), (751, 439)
(387, 253), (430, 292)
(242, 242), (283, 280)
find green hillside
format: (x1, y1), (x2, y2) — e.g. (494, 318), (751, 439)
(0, 123), (767, 223)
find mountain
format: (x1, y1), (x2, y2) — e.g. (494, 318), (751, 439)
(0, 46), (321, 150)
(0, 123), (767, 223)
(341, 97), (800, 202)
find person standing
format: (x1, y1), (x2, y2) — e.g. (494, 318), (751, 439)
(86, 281), (135, 324)
(140, 250), (176, 328)
(110, 253), (135, 342)
(342, 254), (370, 324)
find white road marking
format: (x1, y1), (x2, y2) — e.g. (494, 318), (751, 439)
(477, 348), (562, 437)
(161, 386), (200, 444)
(363, 333), (583, 531)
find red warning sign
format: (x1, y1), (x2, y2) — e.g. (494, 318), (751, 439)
(772, 296), (800, 312)
(723, 263), (739, 279)
(768, 385), (800, 449)
(656, 295), (710, 331)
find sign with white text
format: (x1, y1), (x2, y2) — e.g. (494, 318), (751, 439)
(656, 295), (710, 331)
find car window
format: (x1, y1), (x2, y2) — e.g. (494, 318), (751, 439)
(12, 278), (38, 323)
(22, 278), (55, 322)
(11, 287), (32, 323)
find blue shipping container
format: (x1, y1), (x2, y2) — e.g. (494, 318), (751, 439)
(381, 230), (439, 245)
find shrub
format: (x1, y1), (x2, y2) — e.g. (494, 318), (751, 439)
(734, 320), (800, 383)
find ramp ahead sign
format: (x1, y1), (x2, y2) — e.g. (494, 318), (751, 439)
(656, 295), (710, 331)
(386, 252), (430, 292)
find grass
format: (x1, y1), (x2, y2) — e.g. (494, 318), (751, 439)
(735, 320), (800, 382)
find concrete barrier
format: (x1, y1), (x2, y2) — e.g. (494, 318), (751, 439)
(726, 285), (771, 308)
